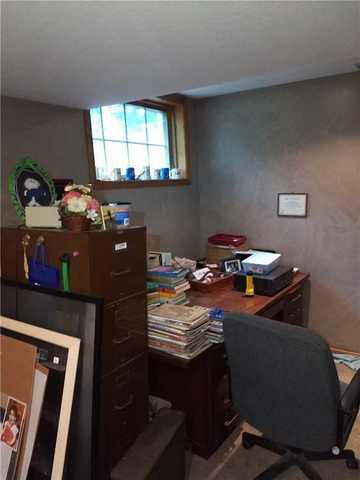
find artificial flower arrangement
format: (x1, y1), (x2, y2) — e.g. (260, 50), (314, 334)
(59, 184), (100, 231)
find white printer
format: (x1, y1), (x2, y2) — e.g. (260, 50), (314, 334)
(237, 250), (282, 275)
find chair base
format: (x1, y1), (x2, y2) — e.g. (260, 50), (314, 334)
(242, 432), (359, 480)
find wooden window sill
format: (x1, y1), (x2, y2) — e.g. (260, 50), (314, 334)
(92, 178), (191, 190)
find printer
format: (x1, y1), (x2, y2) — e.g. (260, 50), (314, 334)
(233, 250), (293, 296)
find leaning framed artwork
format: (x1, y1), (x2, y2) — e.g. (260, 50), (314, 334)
(0, 316), (80, 480)
(277, 193), (308, 218)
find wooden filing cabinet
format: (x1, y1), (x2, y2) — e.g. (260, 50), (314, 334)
(1, 226), (148, 479)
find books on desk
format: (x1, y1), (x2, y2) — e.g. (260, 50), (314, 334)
(206, 319), (224, 343)
(147, 304), (211, 359)
(206, 308), (225, 343)
(147, 267), (190, 306)
(147, 281), (161, 311)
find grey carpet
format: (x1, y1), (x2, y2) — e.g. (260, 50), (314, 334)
(187, 364), (360, 480)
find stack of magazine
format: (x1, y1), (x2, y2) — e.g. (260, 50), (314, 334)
(147, 267), (191, 305)
(147, 304), (211, 359)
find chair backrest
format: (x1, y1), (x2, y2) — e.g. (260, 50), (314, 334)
(224, 313), (340, 452)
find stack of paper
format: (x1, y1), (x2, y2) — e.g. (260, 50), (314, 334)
(147, 267), (190, 305)
(147, 304), (211, 359)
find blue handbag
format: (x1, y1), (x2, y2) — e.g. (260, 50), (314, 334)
(29, 242), (60, 289)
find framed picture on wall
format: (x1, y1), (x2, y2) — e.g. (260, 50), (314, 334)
(277, 193), (308, 217)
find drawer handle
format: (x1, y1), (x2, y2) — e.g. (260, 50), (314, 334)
(114, 394), (134, 411)
(112, 333), (132, 345)
(289, 293), (302, 303)
(111, 268), (131, 277)
(224, 413), (240, 428)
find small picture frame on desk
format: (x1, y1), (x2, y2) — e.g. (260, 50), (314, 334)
(223, 258), (242, 274)
(277, 193), (308, 218)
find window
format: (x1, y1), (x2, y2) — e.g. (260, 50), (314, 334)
(85, 97), (190, 187)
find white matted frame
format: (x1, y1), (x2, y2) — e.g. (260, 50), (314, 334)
(277, 193), (308, 217)
(0, 316), (80, 480)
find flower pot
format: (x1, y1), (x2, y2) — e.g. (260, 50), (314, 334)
(62, 216), (91, 232)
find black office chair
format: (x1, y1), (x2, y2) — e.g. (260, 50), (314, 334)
(223, 312), (360, 480)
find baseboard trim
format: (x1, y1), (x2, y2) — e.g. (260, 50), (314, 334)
(330, 346), (360, 356)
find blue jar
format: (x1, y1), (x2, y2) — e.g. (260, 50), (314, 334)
(159, 168), (169, 180)
(126, 167), (135, 181)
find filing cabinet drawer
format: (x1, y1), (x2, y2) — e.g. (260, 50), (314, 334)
(90, 229), (146, 302)
(102, 293), (147, 375)
(112, 293), (147, 334)
(97, 354), (148, 474)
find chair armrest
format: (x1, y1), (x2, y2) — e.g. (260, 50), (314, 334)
(341, 369), (360, 414)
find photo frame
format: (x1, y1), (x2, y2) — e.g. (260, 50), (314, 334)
(0, 316), (80, 480)
(223, 258), (242, 274)
(277, 193), (308, 217)
(8, 157), (56, 221)
(1, 396), (27, 452)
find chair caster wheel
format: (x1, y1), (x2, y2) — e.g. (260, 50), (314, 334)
(242, 435), (254, 450)
(346, 458), (359, 470)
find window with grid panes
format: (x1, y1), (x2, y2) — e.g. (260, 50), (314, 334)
(90, 102), (172, 181)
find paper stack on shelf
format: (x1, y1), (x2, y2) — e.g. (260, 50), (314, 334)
(147, 304), (211, 359)
(147, 266), (191, 305)
(206, 308), (225, 343)
(147, 281), (161, 311)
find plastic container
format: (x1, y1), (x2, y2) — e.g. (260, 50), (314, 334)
(114, 211), (130, 226)
(207, 234), (248, 264)
(208, 234), (247, 248)
(102, 202), (131, 228)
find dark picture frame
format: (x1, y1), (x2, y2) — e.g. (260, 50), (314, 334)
(8, 157), (56, 221)
(223, 258), (242, 274)
(277, 193), (308, 218)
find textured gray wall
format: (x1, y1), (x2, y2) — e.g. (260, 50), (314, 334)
(193, 72), (360, 350)
(1, 96), (200, 258)
(1, 96), (89, 227)
(2, 73), (359, 349)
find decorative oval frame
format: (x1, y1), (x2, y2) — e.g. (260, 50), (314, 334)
(8, 157), (56, 221)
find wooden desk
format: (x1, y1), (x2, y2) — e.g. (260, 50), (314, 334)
(188, 272), (310, 326)
(149, 273), (310, 458)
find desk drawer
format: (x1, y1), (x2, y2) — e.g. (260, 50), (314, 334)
(261, 299), (285, 320)
(286, 287), (303, 311)
(285, 307), (303, 326)
(284, 286), (304, 326)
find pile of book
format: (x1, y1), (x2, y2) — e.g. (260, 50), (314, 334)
(147, 266), (191, 305)
(147, 304), (211, 359)
(147, 281), (161, 311)
(206, 308), (225, 343)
